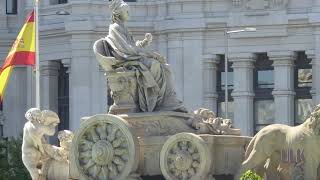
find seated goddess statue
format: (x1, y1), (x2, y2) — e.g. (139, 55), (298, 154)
(94, 0), (187, 113)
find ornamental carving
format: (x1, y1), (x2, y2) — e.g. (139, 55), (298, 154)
(233, 0), (289, 10)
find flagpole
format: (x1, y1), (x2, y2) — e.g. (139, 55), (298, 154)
(35, 0), (40, 109)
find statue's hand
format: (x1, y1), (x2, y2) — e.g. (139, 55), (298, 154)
(145, 33), (152, 44)
(153, 52), (167, 64)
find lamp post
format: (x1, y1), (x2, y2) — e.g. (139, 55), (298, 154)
(224, 27), (256, 119)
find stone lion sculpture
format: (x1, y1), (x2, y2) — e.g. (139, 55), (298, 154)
(22, 108), (60, 180)
(240, 104), (320, 180)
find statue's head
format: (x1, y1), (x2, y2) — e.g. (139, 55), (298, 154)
(25, 108), (42, 123)
(109, 0), (129, 23)
(41, 110), (60, 136)
(58, 130), (74, 149)
(194, 108), (216, 121)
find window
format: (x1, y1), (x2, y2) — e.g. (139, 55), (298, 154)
(6, 0), (17, 14)
(218, 101), (234, 120)
(254, 53), (274, 133)
(295, 52), (313, 125)
(217, 56), (234, 91)
(257, 70), (274, 88)
(109, 0), (136, 1)
(295, 99), (313, 124)
(50, 0), (68, 5)
(58, 62), (69, 131)
(254, 100), (275, 132)
(217, 55), (234, 119)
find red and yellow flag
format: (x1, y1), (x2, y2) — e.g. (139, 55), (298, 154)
(0, 11), (35, 104)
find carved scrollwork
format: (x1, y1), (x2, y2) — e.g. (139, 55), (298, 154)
(71, 114), (140, 180)
(160, 133), (211, 180)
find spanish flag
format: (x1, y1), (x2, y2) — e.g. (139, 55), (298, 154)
(0, 11), (35, 106)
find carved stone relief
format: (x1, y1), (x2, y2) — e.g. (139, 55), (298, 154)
(233, 0), (289, 10)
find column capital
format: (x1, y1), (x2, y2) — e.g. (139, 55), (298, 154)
(228, 52), (255, 62)
(40, 61), (60, 76)
(202, 54), (220, 64)
(268, 51), (296, 63)
(229, 53), (255, 68)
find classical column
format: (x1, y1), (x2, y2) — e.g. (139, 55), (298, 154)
(3, 67), (28, 137)
(182, 32), (203, 110)
(65, 1), (101, 130)
(269, 51), (295, 125)
(230, 53), (255, 136)
(306, 50), (319, 105)
(167, 33), (183, 101)
(202, 54), (219, 113)
(40, 61), (60, 113)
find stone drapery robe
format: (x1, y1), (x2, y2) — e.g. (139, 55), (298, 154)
(106, 22), (185, 112)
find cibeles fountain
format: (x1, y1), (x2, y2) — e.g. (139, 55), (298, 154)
(21, 0), (252, 179)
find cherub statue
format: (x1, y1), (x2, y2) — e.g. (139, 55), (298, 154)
(22, 108), (60, 180)
(41, 130), (74, 180)
(189, 108), (241, 135)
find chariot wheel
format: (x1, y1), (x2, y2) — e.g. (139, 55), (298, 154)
(70, 114), (139, 180)
(160, 133), (211, 180)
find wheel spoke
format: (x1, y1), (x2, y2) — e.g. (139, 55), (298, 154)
(93, 165), (101, 178)
(89, 127), (100, 142)
(96, 124), (107, 140)
(114, 148), (127, 156)
(99, 166), (109, 179)
(79, 151), (92, 159)
(83, 159), (95, 171)
(113, 156), (125, 166)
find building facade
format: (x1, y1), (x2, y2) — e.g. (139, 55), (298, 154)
(0, 0), (320, 137)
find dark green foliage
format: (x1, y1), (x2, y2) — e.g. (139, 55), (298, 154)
(0, 136), (31, 180)
(240, 170), (264, 180)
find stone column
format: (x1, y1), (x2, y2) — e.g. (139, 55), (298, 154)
(167, 33), (184, 101)
(306, 50), (319, 105)
(3, 67), (28, 137)
(269, 51), (295, 125)
(230, 53), (255, 136)
(202, 54), (219, 113)
(40, 61), (60, 113)
(65, 15), (99, 130)
(182, 32), (203, 110)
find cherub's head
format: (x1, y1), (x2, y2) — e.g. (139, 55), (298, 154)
(25, 108), (42, 123)
(41, 110), (60, 136)
(58, 130), (74, 149)
(109, 0), (129, 23)
(194, 108), (216, 121)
